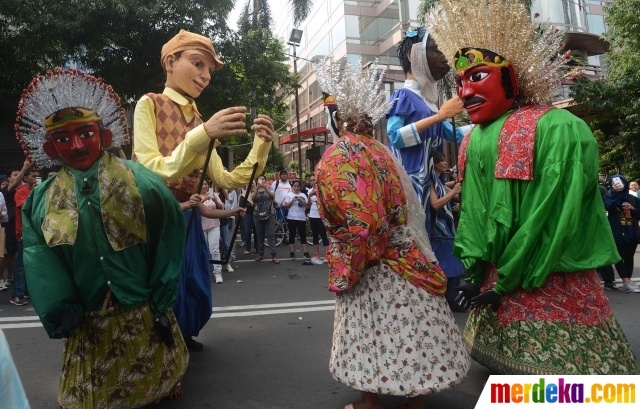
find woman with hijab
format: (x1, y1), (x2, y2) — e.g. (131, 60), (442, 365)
(603, 174), (640, 292)
(429, 151), (465, 311)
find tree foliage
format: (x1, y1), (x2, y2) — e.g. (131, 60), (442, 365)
(238, 0), (272, 33)
(571, 0), (640, 181)
(0, 0), (236, 130)
(1, 0), (298, 168)
(289, 0), (313, 28)
(288, 160), (300, 173)
(202, 28), (297, 158)
(2, 0), (234, 103)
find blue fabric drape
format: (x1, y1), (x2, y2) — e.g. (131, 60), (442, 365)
(173, 205), (212, 339)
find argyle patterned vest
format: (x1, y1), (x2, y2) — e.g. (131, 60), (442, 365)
(147, 93), (203, 156)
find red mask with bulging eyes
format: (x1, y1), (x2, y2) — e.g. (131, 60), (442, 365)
(455, 64), (517, 125)
(43, 121), (112, 170)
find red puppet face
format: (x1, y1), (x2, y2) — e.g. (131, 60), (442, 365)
(453, 48), (518, 125)
(43, 120), (112, 171)
(455, 64), (517, 125)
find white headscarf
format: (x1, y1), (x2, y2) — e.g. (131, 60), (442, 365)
(410, 34), (439, 106)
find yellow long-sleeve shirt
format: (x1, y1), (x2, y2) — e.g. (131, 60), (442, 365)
(133, 87), (271, 188)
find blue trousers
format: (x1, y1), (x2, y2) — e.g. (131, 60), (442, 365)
(242, 215), (258, 252)
(219, 223), (230, 261)
(12, 241), (26, 297)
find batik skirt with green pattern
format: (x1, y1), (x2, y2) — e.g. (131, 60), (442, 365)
(58, 303), (189, 409)
(464, 266), (639, 375)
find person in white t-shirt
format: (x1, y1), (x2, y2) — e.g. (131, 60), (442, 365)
(283, 180), (310, 259)
(270, 170), (291, 220)
(307, 174), (328, 264)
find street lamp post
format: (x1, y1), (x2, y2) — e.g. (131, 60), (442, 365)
(288, 29), (304, 177)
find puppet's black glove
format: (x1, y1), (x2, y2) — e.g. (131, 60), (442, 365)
(155, 314), (175, 348)
(470, 289), (501, 312)
(48, 310), (82, 336)
(454, 283), (480, 310)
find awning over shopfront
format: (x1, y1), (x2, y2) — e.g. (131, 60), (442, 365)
(279, 127), (329, 145)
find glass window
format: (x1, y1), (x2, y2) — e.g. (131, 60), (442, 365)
(586, 14), (605, 35)
(347, 53), (361, 66)
(532, 0), (587, 32)
(345, 15), (360, 39)
(332, 17), (346, 49)
(311, 111), (328, 129)
(308, 80), (322, 105)
(359, 17), (397, 44)
(329, 0), (344, 13)
(299, 83), (309, 111)
(307, 35), (331, 61)
(305, 2), (328, 41)
(407, 0), (422, 19)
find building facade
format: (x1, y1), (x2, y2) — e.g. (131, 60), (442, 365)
(274, 0), (614, 174)
(273, 0), (421, 173)
(532, 0), (613, 116)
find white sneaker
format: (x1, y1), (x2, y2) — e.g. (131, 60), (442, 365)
(311, 257), (323, 265)
(0, 280), (7, 291)
(226, 264), (234, 273)
(214, 273), (223, 284)
(622, 283), (640, 293)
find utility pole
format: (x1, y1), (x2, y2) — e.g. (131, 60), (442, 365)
(292, 45), (303, 178)
(288, 29), (304, 178)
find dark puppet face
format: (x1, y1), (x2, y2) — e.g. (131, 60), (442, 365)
(425, 36), (450, 81)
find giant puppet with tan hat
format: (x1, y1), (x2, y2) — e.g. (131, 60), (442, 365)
(426, 0), (639, 375)
(16, 69), (190, 408)
(133, 29), (267, 353)
(133, 29), (274, 185)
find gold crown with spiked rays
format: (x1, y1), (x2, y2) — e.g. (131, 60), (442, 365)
(425, 0), (581, 104)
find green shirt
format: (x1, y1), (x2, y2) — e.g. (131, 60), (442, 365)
(454, 108), (619, 295)
(22, 159), (186, 338)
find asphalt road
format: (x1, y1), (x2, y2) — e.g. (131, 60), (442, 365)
(2, 244), (639, 409)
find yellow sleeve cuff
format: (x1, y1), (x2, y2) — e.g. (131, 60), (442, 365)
(208, 134), (272, 189)
(184, 124), (215, 153)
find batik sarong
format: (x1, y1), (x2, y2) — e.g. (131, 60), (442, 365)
(58, 303), (189, 409)
(464, 265), (640, 374)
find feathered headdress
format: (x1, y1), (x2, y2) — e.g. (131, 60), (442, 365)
(425, 0), (580, 104)
(313, 58), (393, 134)
(15, 69), (130, 169)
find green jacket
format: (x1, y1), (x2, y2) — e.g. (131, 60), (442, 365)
(455, 108), (620, 294)
(23, 156), (186, 338)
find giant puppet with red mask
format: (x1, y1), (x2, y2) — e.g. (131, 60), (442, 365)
(17, 69), (189, 408)
(426, 0), (639, 375)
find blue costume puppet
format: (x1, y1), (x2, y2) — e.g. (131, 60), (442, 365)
(168, 170), (244, 352)
(386, 28), (472, 310)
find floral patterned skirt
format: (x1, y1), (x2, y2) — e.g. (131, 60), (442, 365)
(329, 266), (470, 396)
(58, 304), (189, 409)
(465, 267), (640, 375)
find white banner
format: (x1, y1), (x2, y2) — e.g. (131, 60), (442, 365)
(476, 375), (638, 408)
